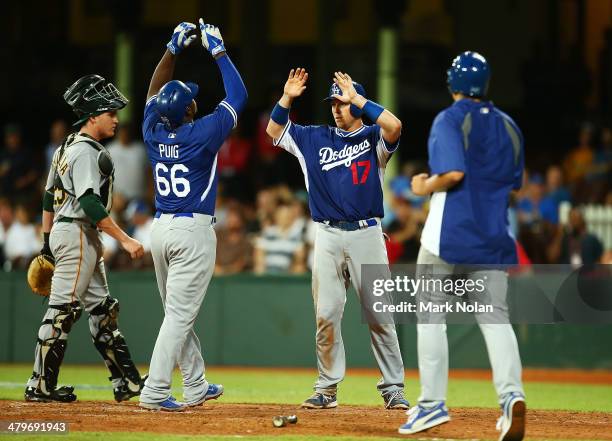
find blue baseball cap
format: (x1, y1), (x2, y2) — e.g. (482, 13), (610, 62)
(323, 81), (366, 101)
(323, 81), (366, 118)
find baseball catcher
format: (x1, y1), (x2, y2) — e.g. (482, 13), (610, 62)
(24, 74), (147, 403)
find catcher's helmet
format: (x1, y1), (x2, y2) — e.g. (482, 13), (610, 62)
(446, 51), (490, 98)
(324, 81), (366, 118)
(64, 74), (128, 127)
(156, 80), (199, 127)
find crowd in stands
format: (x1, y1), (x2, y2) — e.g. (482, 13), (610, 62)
(1, 118), (611, 273)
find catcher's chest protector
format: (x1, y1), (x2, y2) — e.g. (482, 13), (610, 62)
(54, 133), (115, 211)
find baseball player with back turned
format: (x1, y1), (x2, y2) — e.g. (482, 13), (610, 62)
(139, 20), (247, 411)
(266, 69), (409, 410)
(398, 52), (526, 441)
(25, 75), (147, 403)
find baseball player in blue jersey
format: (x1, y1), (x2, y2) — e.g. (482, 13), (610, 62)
(266, 69), (409, 410)
(398, 52), (526, 441)
(139, 20), (247, 411)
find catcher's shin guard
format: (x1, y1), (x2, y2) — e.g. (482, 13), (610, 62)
(89, 296), (143, 401)
(28, 302), (82, 401)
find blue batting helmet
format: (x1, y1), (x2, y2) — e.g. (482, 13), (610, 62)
(156, 80), (199, 127)
(446, 51), (490, 98)
(324, 81), (366, 118)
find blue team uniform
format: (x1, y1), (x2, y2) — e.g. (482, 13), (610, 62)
(275, 116), (407, 401)
(407, 53), (527, 436)
(139, 52), (247, 407)
(273, 122), (399, 222)
(420, 98), (524, 264)
(142, 57), (245, 215)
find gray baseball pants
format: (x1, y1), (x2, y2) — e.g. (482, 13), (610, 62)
(27, 220), (123, 390)
(415, 246), (524, 404)
(140, 213), (216, 404)
(311, 222), (405, 396)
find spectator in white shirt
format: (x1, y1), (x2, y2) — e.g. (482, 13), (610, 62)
(107, 124), (149, 201)
(254, 202), (306, 274)
(0, 197), (13, 268)
(126, 199), (154, 268)
(5, 203), (39, 269)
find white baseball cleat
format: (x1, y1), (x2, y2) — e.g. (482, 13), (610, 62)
(496, 392), (526, 441)
(398, 401), (450, 434)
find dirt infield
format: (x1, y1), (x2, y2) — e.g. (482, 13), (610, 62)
(2, 400), (611, 439)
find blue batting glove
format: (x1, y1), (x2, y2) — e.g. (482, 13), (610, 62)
(199, 18), (226, 57)
(167, 22), (197, 55)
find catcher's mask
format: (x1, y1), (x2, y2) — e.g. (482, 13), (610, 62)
(64, 74), (128, 127)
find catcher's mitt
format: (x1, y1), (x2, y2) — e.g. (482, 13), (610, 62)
(27, 254), (55, 297)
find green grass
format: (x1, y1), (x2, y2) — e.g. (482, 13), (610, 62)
(1, 364), (611, 412)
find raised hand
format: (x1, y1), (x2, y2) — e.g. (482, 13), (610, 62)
(284, 68), (308, 99)
(199, 18), (226, 57)
(167, 22), (197, 55)
(331, 71), (358, 103)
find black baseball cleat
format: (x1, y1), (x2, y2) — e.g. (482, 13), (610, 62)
(301, 392), (338, 409)
(114, 374), (148, 402)
(25, 386), (77, 403)
(383, 389), (410, 410)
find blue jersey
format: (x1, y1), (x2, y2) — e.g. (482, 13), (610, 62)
(274, 122), (399, 222)
(421, 99), (524, 265)
(142, 97), (237, 215)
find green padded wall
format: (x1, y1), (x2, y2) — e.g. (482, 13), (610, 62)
(1, 272), (611, 368)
